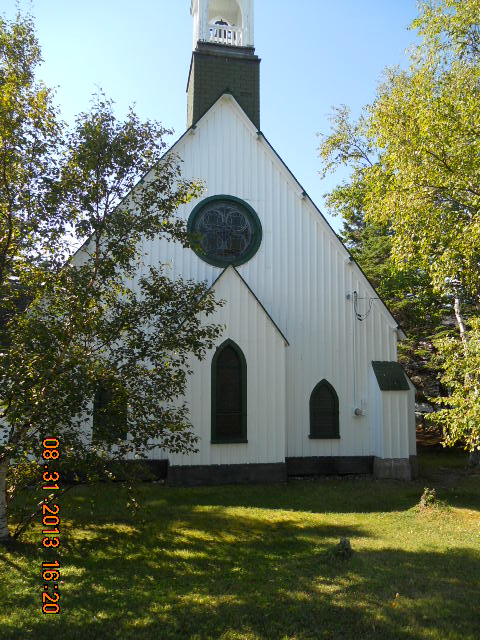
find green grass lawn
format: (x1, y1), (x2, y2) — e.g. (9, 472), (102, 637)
(1, 450), (479, 640)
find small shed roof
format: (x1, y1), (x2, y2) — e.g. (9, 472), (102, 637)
(372, 361), (410, 391)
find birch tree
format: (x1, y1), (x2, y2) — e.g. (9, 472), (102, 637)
(0, 12), (62, 542)
(318, 0), (480, 456)
(0, 14), (222, 544)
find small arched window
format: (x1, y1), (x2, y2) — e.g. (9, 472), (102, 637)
(211, 340), (247, 443)
(309, 380), (340, 439)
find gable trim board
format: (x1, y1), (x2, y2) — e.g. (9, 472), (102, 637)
(254, 128), (406, 340)
(204, 266), (290, 345)
(219, 267), (289, 345)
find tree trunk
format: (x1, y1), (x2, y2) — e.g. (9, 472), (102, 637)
(451, 295), (479, 465)
(453, 296), (468, 348)
(0, 461), (9, 543)
(469, 450), (480, 467)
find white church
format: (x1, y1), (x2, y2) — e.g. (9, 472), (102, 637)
(104, 0), (417, 484)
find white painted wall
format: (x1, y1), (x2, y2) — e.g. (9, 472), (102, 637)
(158, 267), (287, 466)
(370, 367), (416, 462)
(141, 95), (405, 464)
(74, 94), (414, 466)
(407, 377), (417, 458)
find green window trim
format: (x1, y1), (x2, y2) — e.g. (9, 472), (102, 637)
(187, 194), (263, 268)
(211, 439), (249, 445)
(211, 339), (248, 444)
(309, 379), (340, 440)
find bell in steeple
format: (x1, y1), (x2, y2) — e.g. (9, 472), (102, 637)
(191, 0), (254, 48)
(188, 0), (260, 129)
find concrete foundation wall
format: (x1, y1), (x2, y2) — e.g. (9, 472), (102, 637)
(168, 462), (286, 486)
(373, 457), (412, 481)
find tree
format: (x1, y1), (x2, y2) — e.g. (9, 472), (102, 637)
(0, 14), (223, 544)
(318, 107), (446, 409)
(0, 11), (63, 543)
(318, 0), (480, 454)
(429, 318), (480, 454)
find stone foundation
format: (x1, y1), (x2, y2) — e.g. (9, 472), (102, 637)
(373, 457), (412, 481)
(167, 462), (286, 487)
(409, 455), (418, 479)
(166, 457), (415, 486)
(286, 456), (373, 476)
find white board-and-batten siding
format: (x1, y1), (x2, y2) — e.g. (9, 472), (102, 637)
(137, 94), (403, 465)
(156, 267), (287, 467)
(71, 94), (410, 467)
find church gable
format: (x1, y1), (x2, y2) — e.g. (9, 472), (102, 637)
(122, 0), (415, 483)
(154, 92), (400, 340)
(209, 266), (289, 345)
(67, 1), (415, 485)
(167, 264), (287, 471)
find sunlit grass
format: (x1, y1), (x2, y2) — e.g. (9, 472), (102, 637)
(0, 449), (479, 639)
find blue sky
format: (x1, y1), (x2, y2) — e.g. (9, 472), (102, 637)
(4, 0), (419, 231)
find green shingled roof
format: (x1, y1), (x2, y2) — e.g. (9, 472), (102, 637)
(372, 361), (410, 391)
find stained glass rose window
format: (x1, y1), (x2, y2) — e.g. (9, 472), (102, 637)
(188, 196), (262, 267)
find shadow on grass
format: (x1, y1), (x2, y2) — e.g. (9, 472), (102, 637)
(161, 475), (480, 515)
(0, 538), (38, 563)
(2, 491), (480, 640)
(160, 479), (424, 515)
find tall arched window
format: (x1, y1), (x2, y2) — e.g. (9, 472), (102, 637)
(309, 380), (340, 439)
(211, 339), (247, 443)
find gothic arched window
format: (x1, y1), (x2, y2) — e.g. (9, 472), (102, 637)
(211, 340), (247, 443)
(309, 380), (340, 439)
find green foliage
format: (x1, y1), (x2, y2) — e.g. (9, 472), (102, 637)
(357, 0), (480, 297)
(429, 318), (480, 452)
(367, 0), (480, 449)
(366, 63), (480, 296)
(0, 12), (63, 314)
(318, 0), (480, 449)
(419, 487), (437, 508)
(318, 107), (443, 401)
(413, 0), (480, 64)
(0, 13), (223, 540)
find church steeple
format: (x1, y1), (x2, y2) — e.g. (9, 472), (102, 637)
(187, 0), (260, 129)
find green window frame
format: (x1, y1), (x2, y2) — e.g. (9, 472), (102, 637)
(211, 339), (248, 444)
(309, 379), (340, 440)
(92, 381), (128, 444)
(187, 195), (262, 268)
